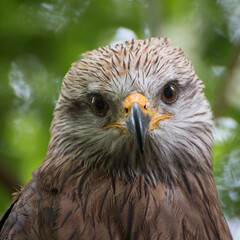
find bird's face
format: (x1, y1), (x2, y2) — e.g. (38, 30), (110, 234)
(51, 38), (213, 181)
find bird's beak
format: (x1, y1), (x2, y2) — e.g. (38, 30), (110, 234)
(104, 93), (172, 153)
(124, 94), (151, 154)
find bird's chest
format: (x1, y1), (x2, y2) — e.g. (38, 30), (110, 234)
(51, 177), (184, 240)
(27, 173), (226, 240)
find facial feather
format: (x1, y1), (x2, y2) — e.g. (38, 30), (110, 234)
(49, 38), (213, 184)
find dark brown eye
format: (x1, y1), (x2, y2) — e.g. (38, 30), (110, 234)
(90, 94), (109, 115)
(161, 84), (178, 103)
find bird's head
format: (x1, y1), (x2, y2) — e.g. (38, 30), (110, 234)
(49, 38), (213, 182)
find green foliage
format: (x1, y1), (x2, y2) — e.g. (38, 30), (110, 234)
(213, 118), (240, 217)
(0, 1), (239, 231)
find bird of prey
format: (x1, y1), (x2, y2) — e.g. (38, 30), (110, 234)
(0, 38), (232, 240)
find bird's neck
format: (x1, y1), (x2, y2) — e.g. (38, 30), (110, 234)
(33, 146), (212, 195)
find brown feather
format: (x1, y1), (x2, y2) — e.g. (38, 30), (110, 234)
(0, 38), (232, 240)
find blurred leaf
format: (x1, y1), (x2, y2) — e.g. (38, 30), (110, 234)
(213, 118), (240, 217)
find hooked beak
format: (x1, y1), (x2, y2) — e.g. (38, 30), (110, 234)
(104, 93), (172, 154)
(125, 102), (151, 154)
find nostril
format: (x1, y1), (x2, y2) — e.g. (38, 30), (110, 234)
(144, 105), (147, 110)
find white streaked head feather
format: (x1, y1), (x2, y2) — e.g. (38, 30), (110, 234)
(47, 38), (213, 183)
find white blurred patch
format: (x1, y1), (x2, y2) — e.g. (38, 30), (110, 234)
(110, 27), (137, 46)
(228, 218), (240, 240)
(8, 54), (60, 109)
(9, 62), (31, 100)
(213, 117), (238, 143)
(144, 24), (151, 37)
(217, 0), (240, 44)
(39, 2), (68, 32)
(211, 65), (226, 76)
(41, 3), (54, 11)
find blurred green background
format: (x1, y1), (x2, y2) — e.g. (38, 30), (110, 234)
(0, 0), (240, 238)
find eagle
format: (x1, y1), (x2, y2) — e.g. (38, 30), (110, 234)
(0, 38), (232, 239)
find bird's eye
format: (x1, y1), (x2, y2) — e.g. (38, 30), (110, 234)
(161, 84), (178, 103)
(90, 94), (109, 115)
